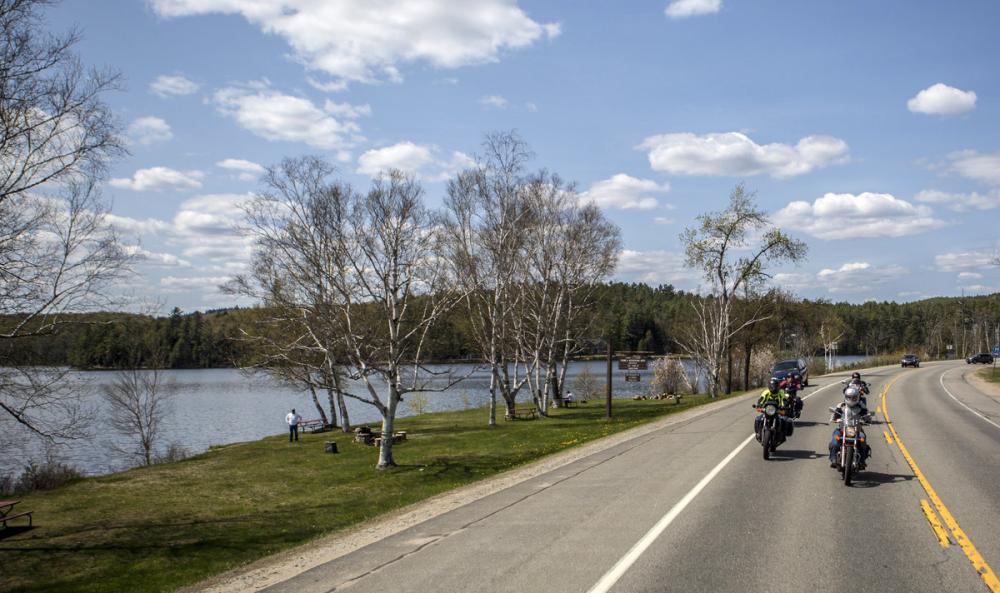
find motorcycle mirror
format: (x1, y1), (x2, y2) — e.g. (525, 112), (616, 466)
(828, 407), (837, 413)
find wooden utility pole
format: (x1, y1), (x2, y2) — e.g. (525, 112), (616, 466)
(606, 338), (613, 419)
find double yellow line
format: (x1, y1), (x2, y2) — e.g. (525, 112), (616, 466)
(881, 374), (1000, 593)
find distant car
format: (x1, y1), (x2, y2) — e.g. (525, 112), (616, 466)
(771, 358), (809, 386)
(901, 354), (920, 368)
(967, 353), (994, 364)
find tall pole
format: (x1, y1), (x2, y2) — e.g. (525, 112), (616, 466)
(606, 338), (613, 419)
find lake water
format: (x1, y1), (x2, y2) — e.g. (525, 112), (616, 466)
(1, 355), (868, 477)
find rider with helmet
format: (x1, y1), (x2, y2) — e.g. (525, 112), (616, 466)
(829, 386), (871, 468)
(756, 378), (792, 438)
(779, 372), (805, 418)
(846, 371), (870, 406)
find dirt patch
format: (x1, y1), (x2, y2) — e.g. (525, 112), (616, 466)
(965, 366), (1000, 397)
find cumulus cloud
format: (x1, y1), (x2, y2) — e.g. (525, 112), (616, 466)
(479, 95), (509, 109)
(615, 249), (695, 286)
(150, 74), (199, 97)
(580, 174), (670, 210)
(159, 275), (232, 293)
(124, 246), (191, 268)
(948, 150), (1000, 185)
(105, 213), (172, 236)
(110, 167), (204, 192)
(907, 83), (977, 115)
(212, 82), (367, 150)
(914, 189), (1000, 211)
(638, 132), (849, 178)
(958, 272), (983, 280)
(150, 0), (560, 85)
(665, 0), (721, 18)
(773, 192), (947, 239)
(128, 116), (173, 145)
(356, 142), (473, 181)
(217, 158), (266, 181)
(816, 261), (909, 294)
(933, 250), (996, 273)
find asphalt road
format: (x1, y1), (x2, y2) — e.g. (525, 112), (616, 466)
(263, 361), (1000, 593)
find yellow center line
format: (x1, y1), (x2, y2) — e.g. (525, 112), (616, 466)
(882, 373), (1000, 592)
(920, 499), (951, 548)
(883, 430), (893, 445)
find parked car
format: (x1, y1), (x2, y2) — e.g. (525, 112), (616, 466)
(771, 358), (809, 386)
(901, 354), (920, 368)
(967, 353), (994, 364)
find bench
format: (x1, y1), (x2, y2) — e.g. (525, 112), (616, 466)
(505, 408), (537, 420)
(298, 419), (329, 433)
(1, 510), (32, 528)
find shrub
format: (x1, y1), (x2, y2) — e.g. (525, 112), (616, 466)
(9, 458), (83, 494)
(155, 443), (190, 464)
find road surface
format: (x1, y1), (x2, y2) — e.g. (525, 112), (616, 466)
(262, 361), (1000, 593)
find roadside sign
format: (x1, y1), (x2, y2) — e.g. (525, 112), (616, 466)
(947, 344), (954, 350)
(624, 373), (641, 382)
(993, 345), (1000, 357)
(618, 357), (648, 370)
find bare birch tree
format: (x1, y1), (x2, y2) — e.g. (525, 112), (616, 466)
(678, 184), (807, 397)
(103, 366), (172, 467)
(236, 158), (463, 469)
(441, 131), (533, 424)
(0, 0), (128, 440)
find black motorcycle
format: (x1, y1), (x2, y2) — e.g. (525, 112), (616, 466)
(754, 399), (789, 460)
(829, 404), (868, 485)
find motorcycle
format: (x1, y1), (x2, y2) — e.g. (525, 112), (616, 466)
(829, 404), (868, 486)
(783, 382), (803, 418)
(754, 398), (789, 460)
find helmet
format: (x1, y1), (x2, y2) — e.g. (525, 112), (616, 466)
(844, 386), (861, 406)
(791, 372), (801, 381)
(851, 372), (861, 380)
(768, 378), (781, 392)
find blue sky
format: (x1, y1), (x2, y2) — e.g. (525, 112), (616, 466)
(45, 0), (1000, 310)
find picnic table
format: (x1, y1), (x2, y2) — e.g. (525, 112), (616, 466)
(562, 399), (578, 408)
(0, 499), (32, 528)
(505, 407), (538, 420)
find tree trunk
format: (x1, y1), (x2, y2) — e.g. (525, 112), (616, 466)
(725, 347), (733, 395)
(377, 390), (397, 470)
(336, 390), (351, 433)
(743, 340), (752, 391)
(310, 384), (330, 427)
(488, 366), (498, 427)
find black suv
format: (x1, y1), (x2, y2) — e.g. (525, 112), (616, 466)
(901, 354), (920, 368)
(771, 358), (809, 386)
(967, 353), (994, 364)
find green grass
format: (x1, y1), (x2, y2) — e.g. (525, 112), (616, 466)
(977, 367), (1000, 383)
(0, 394), (745, 593)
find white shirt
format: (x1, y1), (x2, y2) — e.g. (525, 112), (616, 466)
(286, 412), (301, 426)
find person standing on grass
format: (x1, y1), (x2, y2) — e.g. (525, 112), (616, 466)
(286, 408), (302, 442)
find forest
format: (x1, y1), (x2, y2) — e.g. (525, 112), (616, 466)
(7, 285), (998, 370)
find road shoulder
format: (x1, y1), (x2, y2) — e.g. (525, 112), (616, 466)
(963, 366), (1000, 398)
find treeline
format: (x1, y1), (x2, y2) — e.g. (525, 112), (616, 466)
(6, 286), (999, 370)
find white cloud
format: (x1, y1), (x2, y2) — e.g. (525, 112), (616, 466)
(907, 83), (977, 115)
(958, 272), (984, 280)
(654, 217), (673, 225)
(110, 167), (204, 192)
(665, 0), (721, 18)
(150, 74), (199, 97)
(306, 77), (349, 93)
(933, 250), (996, 273)
(580, 174), (669, 210)
(948, 150), (1000, 185)
(150, 0), (560, 85)
(169, 193), (255, 262)
(638, 132), (849, 178)
(323, 100), (372, 119)
(105, 213), (172, 236)
(159, 275), (232, 293)
(356, 142), (474, 181)
(124, 246), (191, 268)
(128, 116), (173, 145)
(773, 192), (947, 239)
(212, 82), (366, 150)
(816, 261), (909, 294)
(479, 95), (509, 109)
(914, 189), (1000, 211)
(217, 158), (266, 181)
(615, 249), (695, 286)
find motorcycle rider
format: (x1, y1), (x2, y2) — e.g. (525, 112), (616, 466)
(780, 372), (805, 418)
(846, 371), (870, 406)
(756, 378), (792, 438)
(829, 386), (871, 469)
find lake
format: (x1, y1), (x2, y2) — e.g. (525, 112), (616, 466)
(0, 355), (868, 477)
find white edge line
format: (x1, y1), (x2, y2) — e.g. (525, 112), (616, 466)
(586, 379), (841, 593)
(939, 367), (1000, 431)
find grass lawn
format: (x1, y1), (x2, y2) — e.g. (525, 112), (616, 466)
(977, 367), (1000, 383)
(0, 393), (746, 593)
